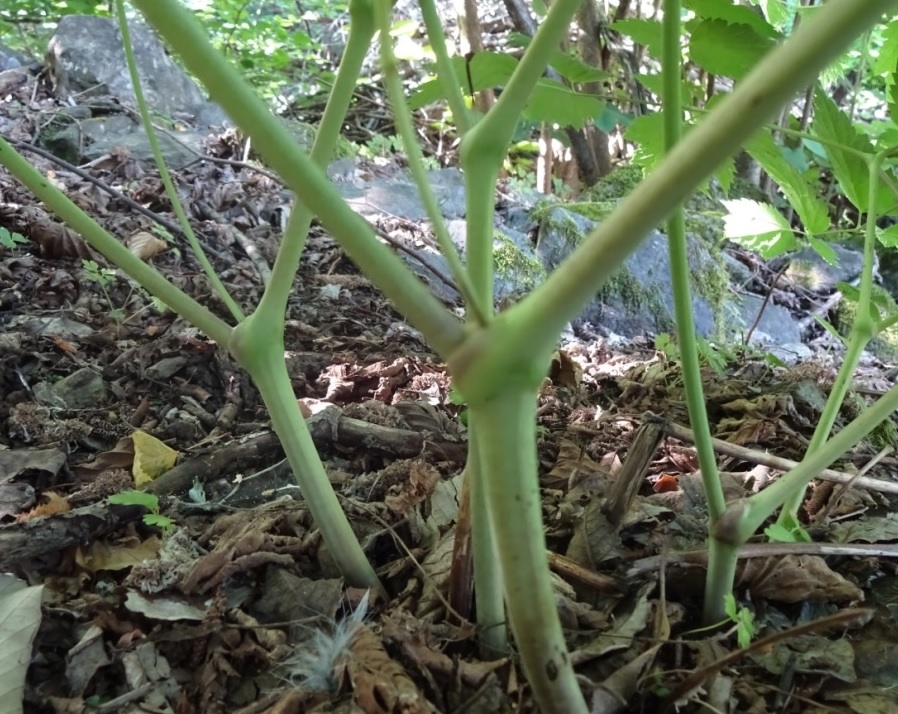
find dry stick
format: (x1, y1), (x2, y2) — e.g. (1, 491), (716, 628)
(657, 608), (871, 714)
(627, 540), (898, 578)
(661, 418), (898, 495)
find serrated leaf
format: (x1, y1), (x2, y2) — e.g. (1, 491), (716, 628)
(715, 156), (735, 195)
(524, 79), (603, 128)
(806, 236), (837, 266)
(625, 113), (666, 171)
(685, 0), (781, 39)
(108, 490), (159, 512)
(611, 18), (664, 57)
(812, 87), (875, 212)
(689, 19), (775, 80)
(874, 19), (898, 75)
(408, 53), (517, 109)
(878, 224), (898, 248)
(722, 198), (796, 258)
(746, 131), (830, 235)
(596, 104), (635, 132)
(549, 50), (609, 84)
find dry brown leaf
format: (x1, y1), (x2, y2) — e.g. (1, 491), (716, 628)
(738, 554), (863, 603)
(127, 231), (168, 261)
(16, 491), (71, 521)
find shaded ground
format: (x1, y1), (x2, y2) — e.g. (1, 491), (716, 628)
(3, 81), (898, 714)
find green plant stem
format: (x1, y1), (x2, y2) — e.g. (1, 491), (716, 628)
(256, 0), (376, 320)
(132, 0), (465, 359)
(374, 0), (489, 326)
(659, 0), (729, 623)
(449, 0), (896, 395)
(0, 137), (232, 346)
(466, 418), (507, 658)
(717, 381), (898, 543)
(459, 0), (581, 303)
(231, 325), (384, 594)
(418, 0), (471, 134)
(115, 0), (244, 323)
(474, 390), (587, 714)
(776, 150), (884, 530)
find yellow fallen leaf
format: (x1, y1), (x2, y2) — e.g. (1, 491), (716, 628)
(132, 430), (178, 486)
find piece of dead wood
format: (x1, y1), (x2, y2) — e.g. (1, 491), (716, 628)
(0, 502), (147, 570)
(147, 407), (466, 496)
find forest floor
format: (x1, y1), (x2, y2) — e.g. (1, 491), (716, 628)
(3, 121), (898, 714)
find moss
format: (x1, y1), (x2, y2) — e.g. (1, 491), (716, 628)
(835, 286), (898, 362)
(493, 233), (546, 291)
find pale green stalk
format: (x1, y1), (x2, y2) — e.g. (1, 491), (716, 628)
(0, 137), (232, 345)
(229, 327), (384, 595)
(776, 150), (885, 533)
(473, 391), (588, 714)
(658, 0), (730, 623)
(466, 418), (507, 658)
(114, 0), (244, 322)
(132, 0), (465, 359)
(460, 0), (583, 302)
(418, 0), (471, 134)
(373, 0), (488, 325)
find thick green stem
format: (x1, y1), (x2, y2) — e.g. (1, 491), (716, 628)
(0, 137), (232, 346)
(230, 317), (384, 594)
(659, 0), (729, 623)
(473, 391), (587, 714)
(466, 420), (507, 658)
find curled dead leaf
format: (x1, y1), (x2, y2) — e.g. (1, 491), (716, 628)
(127, 231), (168, 261)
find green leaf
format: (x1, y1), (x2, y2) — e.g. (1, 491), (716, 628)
(596, 104), (635, 132)
(108, 490), (160, 513)
(685, 0), (781, 39)
(549, 51), (610, 84)
(721, 198), (796, 258)
(811, 87), (886, 214)
(689, 19), (775, 80)
(756, 0), (791, 28)
(715, 156), (736, 195)
(611, 18), (664, 58)
(524, 80), (604, 129)
(873, 18), (898, 75)
(878, 224), (898, 248)
(625, 113), (666, 171)
(764, 523), (802, 542)
(805, 236), (837, 266)
(745, 132), (830, 235)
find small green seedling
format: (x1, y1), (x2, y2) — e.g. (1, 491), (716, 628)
(0, 226), (28, 250)
(723, 594), (756, 648)
(107, 490), (175, 534)
(82, 258), (125, 320)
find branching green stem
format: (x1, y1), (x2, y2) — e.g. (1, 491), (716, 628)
(115, 0), (244, 323)
(132, 0), (465, 359)
(449, 0), (896, 397)
(374, 0), (489, 325)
